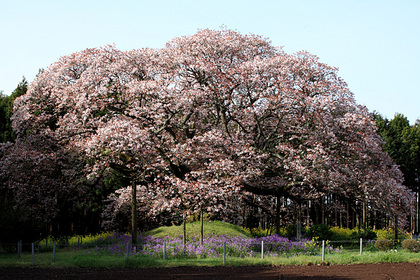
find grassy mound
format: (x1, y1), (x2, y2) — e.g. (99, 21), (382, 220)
(144, 220), (251, 239)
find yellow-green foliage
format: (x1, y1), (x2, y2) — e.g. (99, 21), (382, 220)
(39, 232), (114, 247)
(68, 233), (114, 245)
(243, 227), (287, 237)
(305, 237), (321, 248)
(330, 227), (355, 240)
(329, 227), (410, 241)
(374, 228), (395, 240)
(374, 228), (409, 240)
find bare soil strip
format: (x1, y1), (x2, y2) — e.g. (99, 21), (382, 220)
(1, 263), (420, 280)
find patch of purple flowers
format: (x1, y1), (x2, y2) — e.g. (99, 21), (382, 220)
(83, 233), (322, 259)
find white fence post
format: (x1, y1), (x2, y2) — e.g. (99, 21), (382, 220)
(322, 240), (325, 262)
(223, 241), (226, 265)
(32, 243), (35, 265)
(163, 241), (167, 260)
(126, 243), (130, 261)
(261, 241), (264, 259)
(360, 238), (363, 255)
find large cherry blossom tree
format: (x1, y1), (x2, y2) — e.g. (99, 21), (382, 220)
(9, 28), (414, 241)
(11, 45), (162, 244)
(154, 29), (414, 231)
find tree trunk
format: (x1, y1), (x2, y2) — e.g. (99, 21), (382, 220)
(417, 191), (420, 233)
(183, 212), (187, 248)
(131, 182), (137, 245)
(346, 202), (350, 228)
(362, 200), (367, 233)
(373, 210), (377, 230)
(307, 200), (310, 226)
(334, 197), (338, 227)
(297, 203), (302, 241)
(356, 210), (360, 230)
(200, 209), (204, 246)
(394, 215), (398, 242)
(275, 195), (281, 234)
(315, 201), (320, 224)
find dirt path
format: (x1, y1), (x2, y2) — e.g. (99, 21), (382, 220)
(1, 263), (419, 280)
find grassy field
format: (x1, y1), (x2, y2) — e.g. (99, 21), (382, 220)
(1, 221), (419, 268)
(143, 220), (251, 239)
(2, 249), (420, 268)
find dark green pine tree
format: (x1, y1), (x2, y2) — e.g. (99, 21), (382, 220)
(374, 113), (411, 185)
(374, 112), (420, 232)
(402, 121), (420, 233)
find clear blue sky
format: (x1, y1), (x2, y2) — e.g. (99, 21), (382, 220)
(1, 0), (419, 123)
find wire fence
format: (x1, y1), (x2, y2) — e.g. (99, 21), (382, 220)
(1, 237), (414, 265)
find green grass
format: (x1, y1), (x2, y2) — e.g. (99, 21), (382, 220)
(144, 220), (251, 239)
(2, 249), (419, 268)
(1, 221), (419, 268)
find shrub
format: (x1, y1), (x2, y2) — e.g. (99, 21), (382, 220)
(350, 228), (377, 240)
(307, 224), (333, 241)
(285, 224), (307, 239)
(401, 239), (420, 252)
(374, 228), (409, 240)
(374, 228), (395, 240)
(374, 239), (393, 251)
(243, 227), (274, 238)
(330, 227), (353, 241)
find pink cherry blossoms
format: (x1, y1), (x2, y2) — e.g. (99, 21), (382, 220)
(5, 28), (414, 236)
